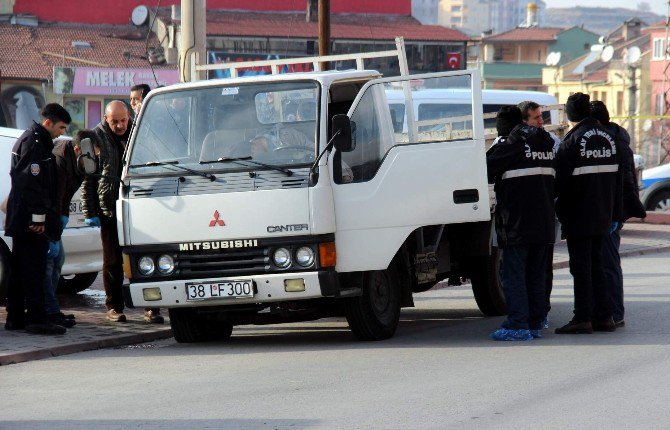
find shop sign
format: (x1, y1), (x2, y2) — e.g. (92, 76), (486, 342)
(53, 67), (179, 95)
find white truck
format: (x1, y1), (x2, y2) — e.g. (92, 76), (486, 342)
(105, 44), (506, 342)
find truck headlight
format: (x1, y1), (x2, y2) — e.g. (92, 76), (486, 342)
(273, 248), (291, 268)
(138, 256), (155, 276)
(157, 254), (175, 274)
(295, 246), (315, 267)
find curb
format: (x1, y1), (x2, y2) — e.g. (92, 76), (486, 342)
(0, 327), (173, 366)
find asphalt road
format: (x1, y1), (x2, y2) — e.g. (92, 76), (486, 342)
(2, 252), (670, 430)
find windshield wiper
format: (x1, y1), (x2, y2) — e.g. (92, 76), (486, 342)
(200, 157), (294, 177)
(129, 160), (216, 181)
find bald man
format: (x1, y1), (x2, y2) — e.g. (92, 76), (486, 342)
(81, 101), (153, 323)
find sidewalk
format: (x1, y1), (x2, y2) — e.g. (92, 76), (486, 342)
(2, 221), (670, 366)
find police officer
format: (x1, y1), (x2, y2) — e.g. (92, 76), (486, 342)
(554, 93), (622, 334)
(487, 106), (556, 341)
(4, 103), (71, 335)
(590, 101), (646, 328)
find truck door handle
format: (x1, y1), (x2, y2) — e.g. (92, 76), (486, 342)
(453, 189), (479, 204)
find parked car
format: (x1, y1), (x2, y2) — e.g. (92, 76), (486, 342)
(0, 126), (103, 298)
(640, 161), (670, 212)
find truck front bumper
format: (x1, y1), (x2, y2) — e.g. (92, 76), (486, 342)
(123, 271), (341, 308)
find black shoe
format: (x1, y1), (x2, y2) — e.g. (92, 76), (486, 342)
(25, 322), (67, 335)
(5, 320), (25, 331)
(144, 309), (165, 324)
(56, 312), (76, 320)
(47, 313), (76, 328)
(555, 320), (593, 334)
(614, 319), (625, 328)
(592, 317), (616, 332)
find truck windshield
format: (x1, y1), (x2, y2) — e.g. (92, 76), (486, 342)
(128, 81), (318, 176)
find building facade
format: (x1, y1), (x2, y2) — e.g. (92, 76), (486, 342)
(438, 0), (491, 36)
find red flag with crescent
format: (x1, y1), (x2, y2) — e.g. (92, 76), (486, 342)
(446, 52), (462, 70)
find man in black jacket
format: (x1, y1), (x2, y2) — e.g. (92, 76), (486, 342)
(590, 101), (646, 327)
(4, 103), (71, 335)
(554, 93), (622, 334)
(487, 106), (556, 341)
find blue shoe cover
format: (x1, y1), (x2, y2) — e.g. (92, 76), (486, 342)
(530, 329), (542, 339)
(490, 328), (532, 341)
(541, 317), (549, 330)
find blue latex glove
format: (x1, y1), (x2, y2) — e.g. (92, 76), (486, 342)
(47, 241), (60, 258)
(609, 221), (620, 234)
(61, 215), (69, 229)
(84, 216), (101, 227)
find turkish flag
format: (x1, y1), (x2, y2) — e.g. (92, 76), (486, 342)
(446, 52), (462, 70)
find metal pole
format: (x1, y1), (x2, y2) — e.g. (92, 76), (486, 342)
(318, 0), (330, 71)
(658, 0), (670, 165)
(628, 65), (637, 149)
(179, 0), (207, 82)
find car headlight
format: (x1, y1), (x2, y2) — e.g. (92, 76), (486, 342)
(157, 254), (175, 274)
(273, 248), (291, 268)
(295, 246), (315, 267)
(138, 256), (155, 276)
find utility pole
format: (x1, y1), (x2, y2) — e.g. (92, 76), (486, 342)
(318, 0), (330, 70)
(628, 65), (637, 149)
(179, 0), (207, 82)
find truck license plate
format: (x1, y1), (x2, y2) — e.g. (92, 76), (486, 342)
(185, 280), (254, 301)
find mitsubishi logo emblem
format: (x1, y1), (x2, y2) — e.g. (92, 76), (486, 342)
(209, 210), (225, 227)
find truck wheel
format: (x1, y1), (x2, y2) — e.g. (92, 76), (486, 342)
(0, 243), (10, 302)
(57, 272), (98, 295)
(647, 190), (670, 212)
(169, 308), (233, 343)
(344, 268), (401, 341)
(469, 247), (507, 316)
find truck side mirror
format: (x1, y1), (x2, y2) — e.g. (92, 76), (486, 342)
(77, 137), (97, 175)
(331, 114), (353, 152)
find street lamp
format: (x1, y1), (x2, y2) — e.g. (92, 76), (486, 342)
(622, 46), (641, 149)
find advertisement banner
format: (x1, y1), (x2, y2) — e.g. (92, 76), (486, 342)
(208, 51), (313, 79)
(53, 67), (179, 95)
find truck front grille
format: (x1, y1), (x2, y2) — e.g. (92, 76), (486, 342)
(176, 248), (270, 279)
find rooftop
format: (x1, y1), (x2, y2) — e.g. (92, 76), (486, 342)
(0, 21), (173, 81)
(483, 27), (565, 43)
(162, 9), (470, 43)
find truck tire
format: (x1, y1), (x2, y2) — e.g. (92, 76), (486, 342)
(0, 243), (10, 302)
(344, 268), (401, 341)
(169, 308), (233, 343)
(469, 247), (507, 316)
(57, 272), (99, 295)
(646, 190), (670, 212)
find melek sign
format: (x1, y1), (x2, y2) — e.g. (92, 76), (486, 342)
(53, 67), (180, 95)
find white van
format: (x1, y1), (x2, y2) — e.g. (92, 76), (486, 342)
(385, 88), (559, 134)
(0, 127), (103, 298)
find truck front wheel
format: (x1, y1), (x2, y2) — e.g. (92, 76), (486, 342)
(169, 308), (233, 343)
(468, 247), (507, 316)
(344, 268), (401, 341)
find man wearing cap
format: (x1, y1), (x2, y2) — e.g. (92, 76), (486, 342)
(554, 93), (622, 334)
(486, 106), (556, 341)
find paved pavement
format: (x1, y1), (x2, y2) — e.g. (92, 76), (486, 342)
(1, 221), (669, 366)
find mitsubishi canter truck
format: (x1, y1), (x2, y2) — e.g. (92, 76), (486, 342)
(110, 44), (506, 342)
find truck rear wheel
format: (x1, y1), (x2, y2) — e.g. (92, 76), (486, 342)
(169, 308), (233, 343)
(344, 268), (401, 341)
(469, 247), (507, 316)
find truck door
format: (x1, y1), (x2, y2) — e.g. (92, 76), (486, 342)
(329, 69), (489, 272)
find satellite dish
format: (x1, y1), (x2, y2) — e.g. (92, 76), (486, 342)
(598, 36), (607, 44)
(131, 5), (149, 26)
(601, 45), (614, 63)
(625, 46), (642, 65)
(545, 51), (561, 66)
(591, 44), (604, 52)
(643, 119), (653, 132)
